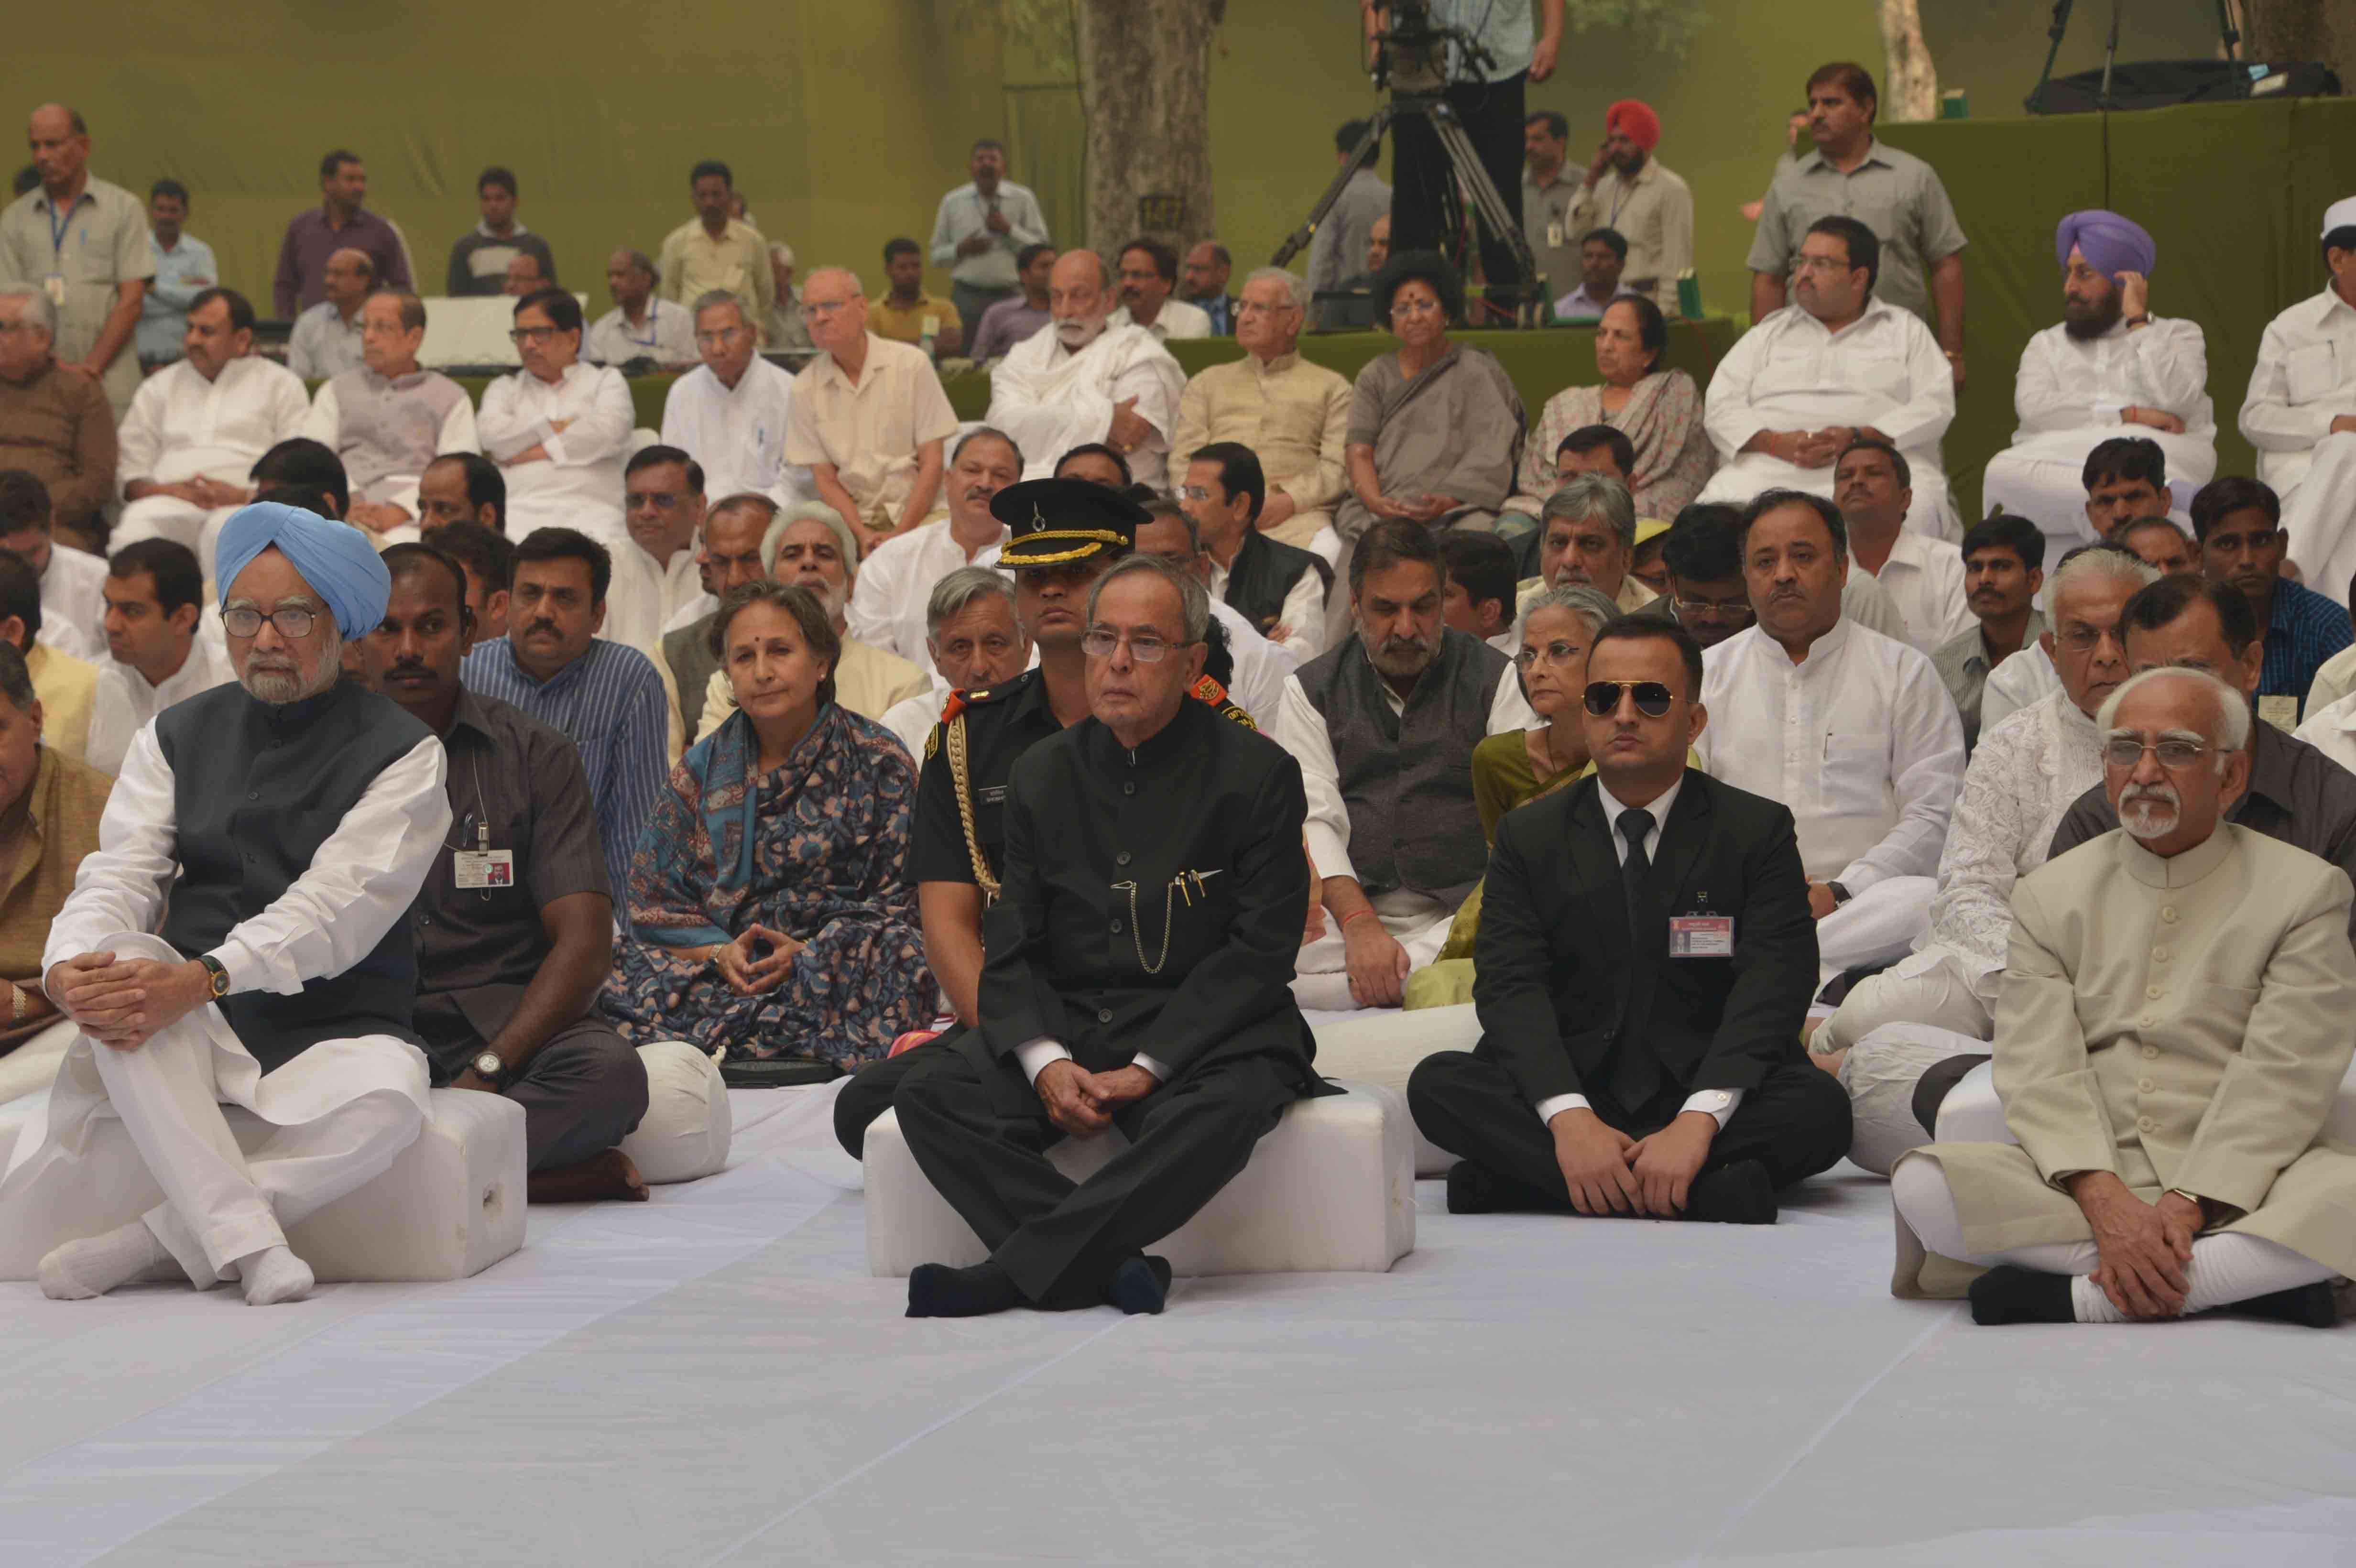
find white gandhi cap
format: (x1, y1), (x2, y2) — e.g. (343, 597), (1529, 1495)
(2324, 196), (2356, 238)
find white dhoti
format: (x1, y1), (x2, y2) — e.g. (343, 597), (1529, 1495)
(1695, 454), (1957, 542)
(2282, 433), (2356, 609)
(503, 493), (628, 549)
(1816, 874), (1935, 984)
(1292, 899), (1456, 1013)
(1818, 945), (1994, 1054)
(114, 497), (244, 583)
(0, 1017), (76, 1108)
(1982, 428), (2216, 568)
(0, 932), (430, 1287)
(1828, 1020), (1985, 1176)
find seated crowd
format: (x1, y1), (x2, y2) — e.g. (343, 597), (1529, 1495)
(3, 84), (2356, 1335)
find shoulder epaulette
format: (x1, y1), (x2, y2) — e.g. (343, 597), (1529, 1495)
(1189, 674), (1258, 731)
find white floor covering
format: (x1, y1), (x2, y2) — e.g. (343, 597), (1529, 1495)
(4, 1079), (2355, 1567)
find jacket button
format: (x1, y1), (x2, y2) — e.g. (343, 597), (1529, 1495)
(1116, 852), (1131, 866)
(2151, 947), (2168, 962)
(1097, 1008), (1113, 1024)
(2160, 907), (2179, 923)
(2141, 1043), (2158, 1059)
(1123, 783), (1135, 795)
(2139, 1078), (2156, 1094)
(1110, 919), (1123, 933)
(2137, 1116), (2157, 1134)
(247, 791), (259, 801)
(2146, 984), (2162, 1000)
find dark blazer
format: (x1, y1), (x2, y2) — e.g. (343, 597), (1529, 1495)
(1472, 768), (1818, 1108)
(663, 614), (721, 747)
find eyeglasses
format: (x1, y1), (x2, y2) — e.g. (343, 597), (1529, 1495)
(1583, 680), (1675, 718)
(2102, 736), (2216, 770)
(1792, 255), (1856, 275)
(800, 299), (853, 319)
(694, 327), (744, 346)
(1391, 296), (1443, 317)
(1080, 628), (1193, 662)
(508, 326), (563, 344)
(223, 606), (319, 640)
(1673, 596), (1751, 620)
(1513, 639), (1586, 671)
(2054, 625), (2124, 654)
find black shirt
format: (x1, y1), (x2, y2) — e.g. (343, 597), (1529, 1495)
(912, 669), (1067, 887)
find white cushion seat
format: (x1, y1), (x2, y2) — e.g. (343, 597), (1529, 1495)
(1311, 1005), (1483, 1174)
(619, 1040), (733, 1185)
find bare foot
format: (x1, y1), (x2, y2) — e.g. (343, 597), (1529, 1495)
(528, 1148), (651, 1204)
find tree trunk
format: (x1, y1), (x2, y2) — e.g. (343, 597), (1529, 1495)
(2242, 0), (2356, 81)
(1074, 0), (1218, 258)
(1877, 0), (1940, 122)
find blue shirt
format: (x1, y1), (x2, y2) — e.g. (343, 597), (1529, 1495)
(460, 636), (669, 934)
(2262, 577), (2353, 720)
(138, 232), (217, 364)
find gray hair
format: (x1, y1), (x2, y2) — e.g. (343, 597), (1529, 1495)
(690, 289), (751, 329)
(1085, 554), (1211, 643)
(770, 240), (796, 269)
(2095, 666), (2251, 765)
(1539, 474), (1636, 550)
(2049, 544), (2160, 610)
(0, 641), (33, 712)
(1243, 266), (1310, 312)
(761, 501), (860, 579)
(1514, 582), (1618, 646)
(926, 565), (1018, 636)
(0, 291), (55, 336)
(805, 265), (862, 298)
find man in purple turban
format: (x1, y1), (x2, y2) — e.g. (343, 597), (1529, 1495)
(1984, 209), (2216, 564)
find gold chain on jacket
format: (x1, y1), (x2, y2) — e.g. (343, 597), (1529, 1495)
(945, 712), (1001, 902)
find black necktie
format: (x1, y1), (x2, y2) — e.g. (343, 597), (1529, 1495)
(1618, 807), (1655, 919)
(1610, 807), (1664, 1113)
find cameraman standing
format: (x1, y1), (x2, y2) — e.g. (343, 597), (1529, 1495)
(1365, 0), (1561, 315)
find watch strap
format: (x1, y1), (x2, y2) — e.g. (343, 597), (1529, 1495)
(197, 953), (230, 998)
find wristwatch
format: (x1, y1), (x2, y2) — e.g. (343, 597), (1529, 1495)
(1826, 881), (1853, 908)
(197, 953), (231, 1000)
(471, 1050), (505, 1086)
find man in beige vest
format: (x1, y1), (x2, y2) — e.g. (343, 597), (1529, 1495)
(1892, 665), (2356, 1328)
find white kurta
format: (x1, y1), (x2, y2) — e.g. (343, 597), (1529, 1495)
(83, 635), (237, 777)
(35, 542), (109, 664)
(880, 682), (950, 762)
(298, 374), (481, 518)
(0, 720), (449, 1286)
(1978, 641), (2065, 736)
(1696, 299), (1958, 537)
(113, 357), (312, 577)
(585, 299), (697, 368)
(477, 361), (636, 542)
(987, 322), (1187, 490)
(1210, 553), (1329, 660)
(1865, 530), (1974, 656)
(659, 357), (809, 512)
(1984, 316), (2216, 559)
(2241, 287), (2356, 605)
(844, 516), (1010, 666)
(601, 540), (706, 663)
(1109, 299), (1213, 342)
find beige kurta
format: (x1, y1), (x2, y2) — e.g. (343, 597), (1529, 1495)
(1895, 823), (2356, 1295)
(1169, 351), (1353, 549)
(783, 333), (960, 528)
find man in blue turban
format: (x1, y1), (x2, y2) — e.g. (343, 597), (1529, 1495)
(1985, 208), (2217, 563)
(1, 501), (457, 1307)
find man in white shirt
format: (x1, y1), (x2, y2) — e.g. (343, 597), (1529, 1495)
(284, 248), (371, 381)
(927, 139), (1051, 342)
(4, 502), (447, 1307)
(1694, 490), (1963, 981)
(879, 565), (1033, 760)
(1984, 210), (2214, 562)
(585, 249), (695, 370)
(1108, 238), (1211, 342)
(112, 288), (310, 579)
(847, 427), (1018, 666)
(786, 267), (961, 556)
(478, 287), (635, 544)
(84, 537), (235, 775)
(0, 470), (107, 662)
(2244, 195), (2356, 605)
(989, 250), (1187, 490)
(1179, 441), (1330, 659)
(299, 290), (479, 543)
(1698, 217), (1958, 537)
(604, 445), (708, 660)
(1276, 518), (1537, 1011)
(659, 291), (805, 514)
(1835, 437), (1971, 655)
(1815, 546), (2153, 1174)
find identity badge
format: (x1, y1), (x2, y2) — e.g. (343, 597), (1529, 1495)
(2258, 694), (2300, 733)
(44, 274), (66, 305)
(1668, 915), (1734, 958)
(454, 849), (516, 889)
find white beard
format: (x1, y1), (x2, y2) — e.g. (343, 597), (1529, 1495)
(2118, 785), (2182, 842)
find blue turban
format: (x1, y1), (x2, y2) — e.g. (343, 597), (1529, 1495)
(2056, 210), (2157, 285)
(213, 502), (391, 639)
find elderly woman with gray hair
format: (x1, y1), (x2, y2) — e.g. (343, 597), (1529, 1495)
(0, 642), (111, 1106)
(694, 500), (932, 738)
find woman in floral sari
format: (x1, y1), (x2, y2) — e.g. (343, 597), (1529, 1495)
(605, 581), (933, 1070)
(1515, 294), (1714, 522)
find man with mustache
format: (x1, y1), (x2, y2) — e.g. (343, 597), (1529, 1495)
(3, 503), (447, 1306)
(459, 527), (668, 936)
(2244, 196), (2356, 621)
(878, 566), (1033, 762)
(602, 445), (709, 661)
(1834, 437), (1971, 656)
(1277, 516), (1537, 1011)
(661, 493), (780, 747)
(2192, 475), (2347, 727)
(986, 250), (1186, 491)
(1928, 514), (2046, 753)
(1893, 664), (2356, 1330)
(1108, 238), (1209, 342)
(1984, 211), (2215, 561)
(1564, 99), (1693, 315)
(1693, 490), (1963, 983)
(788, 266), (962, 556)
(1817, 544), (2155, 1173)
(846, 429), (1019, 666)
(359, 543), (649, 1204)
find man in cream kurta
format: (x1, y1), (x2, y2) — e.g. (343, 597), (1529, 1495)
(785, 269), (961, 554)
(988, 250), (1186, 491)
(2242, 196), (2356, 606)
(1169, 268), (1353, 554)
(1891, 666), (2356, 1328)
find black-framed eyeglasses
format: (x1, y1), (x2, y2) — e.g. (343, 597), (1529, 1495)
(1673, 596), (1751, 620)
(1582, 680), (1674, 718)
(508, 326), (562, 344)
(222, 606), (319, 640)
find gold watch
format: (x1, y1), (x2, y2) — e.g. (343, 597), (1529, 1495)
(197, 953), (231, 1000)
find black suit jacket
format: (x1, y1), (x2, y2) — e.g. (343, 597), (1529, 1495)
(1471, 769), (1818, 1109)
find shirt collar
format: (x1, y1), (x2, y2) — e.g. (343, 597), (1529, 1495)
(2117, 817), (2236, 888)
(447, 686), (504, 743)
(475, 220), (530, 240)
(1595, 773), (1683, 837)
(2241, 716), (2299, 815)
(1249, 348), (1300, 376)
(1802, 138), (1893, 174)
(1756, 613), (1854, 671)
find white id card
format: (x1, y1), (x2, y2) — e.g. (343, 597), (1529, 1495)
(921, 314), (942, 338)
(454, 849), (516, 889)
(1546, 221), (1565, 249)
(1668, 915), (1734, 958)
(44, 274), (66, 305)
(2258, 693), (2300, 733)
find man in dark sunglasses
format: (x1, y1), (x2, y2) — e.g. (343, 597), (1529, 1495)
(1410, 618), (1850, 1225)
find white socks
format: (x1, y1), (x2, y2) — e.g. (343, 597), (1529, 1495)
(38, 1221), (174, 1300)
(234, 1245), (314, 1307)
(2070, 1233), (2334, 1322)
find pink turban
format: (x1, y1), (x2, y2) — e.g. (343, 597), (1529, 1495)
(1606, 100), (1661, 153)
(2056, 209), (2157, 283)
